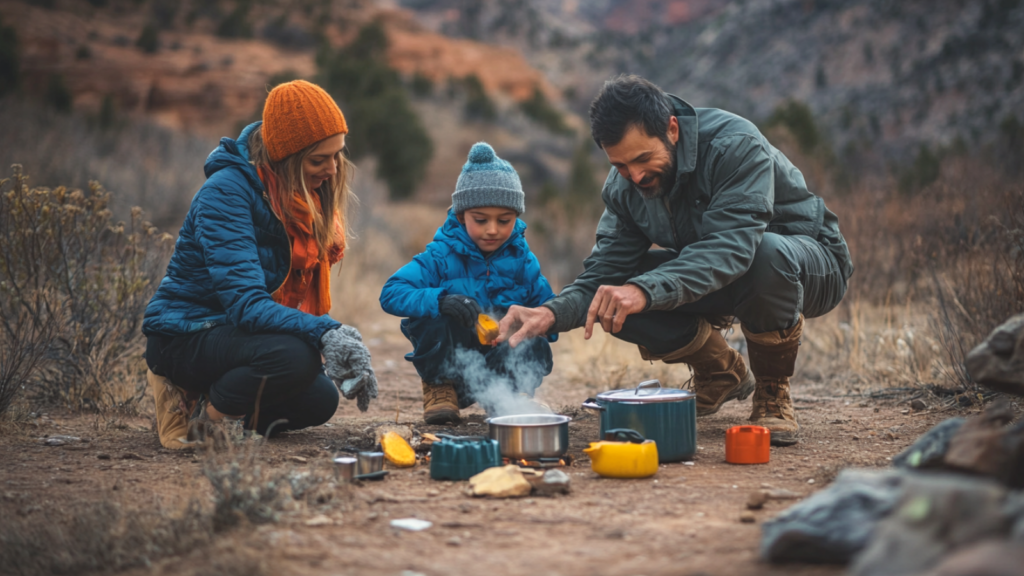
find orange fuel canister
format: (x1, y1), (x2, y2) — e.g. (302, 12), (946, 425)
(725, 425), (771, 464)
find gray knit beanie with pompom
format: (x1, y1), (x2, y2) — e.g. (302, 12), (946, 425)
(451, 142), (525, 215)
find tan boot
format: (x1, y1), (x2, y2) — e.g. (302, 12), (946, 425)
(639, 318), (755, 417)
(422, 381), (460, 425)
(147, 369), (193, 450)
(743, 315), (803, 446)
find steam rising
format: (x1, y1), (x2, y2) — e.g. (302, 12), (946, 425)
(448, 346), (552, 417)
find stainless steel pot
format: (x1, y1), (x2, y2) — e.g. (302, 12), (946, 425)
(486, 414), (570, 459)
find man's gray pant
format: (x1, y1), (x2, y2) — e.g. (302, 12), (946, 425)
(615, 233), (849, 355)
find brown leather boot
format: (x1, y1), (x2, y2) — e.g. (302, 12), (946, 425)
(743, 315), (804, 447)
(640, 318), (755, 417)
(422, 381), (460, 424)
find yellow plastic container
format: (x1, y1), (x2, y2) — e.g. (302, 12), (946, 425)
(476, 314), (499, 345)
(583, 429), (659, 479)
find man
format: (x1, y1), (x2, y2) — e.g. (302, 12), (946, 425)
(497, 75), (852, 446)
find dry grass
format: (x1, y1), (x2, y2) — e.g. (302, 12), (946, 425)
(0, 497), (213, 576)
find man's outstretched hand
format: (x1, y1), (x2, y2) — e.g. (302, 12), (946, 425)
(584, 284), (647, 339)
(496, 305), (556, 348)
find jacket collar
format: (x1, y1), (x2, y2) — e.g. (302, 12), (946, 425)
(203, 121), (264, 192)
(666, 94), (698, 177)
(436, 209), (526, 258)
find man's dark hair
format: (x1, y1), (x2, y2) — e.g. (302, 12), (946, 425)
(589, 75), (672, 148)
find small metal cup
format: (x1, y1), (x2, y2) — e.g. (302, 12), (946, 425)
(357, 451), (385, 475)
(333, 457), (357, 482)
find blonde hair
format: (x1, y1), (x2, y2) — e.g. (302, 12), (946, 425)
(248, 125), (356, 254)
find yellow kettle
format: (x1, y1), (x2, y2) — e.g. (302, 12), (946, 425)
(584, 429), (659, 479)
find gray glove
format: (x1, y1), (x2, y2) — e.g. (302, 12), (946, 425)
(321, 325), (378, 412)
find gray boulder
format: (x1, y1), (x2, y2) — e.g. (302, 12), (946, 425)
(965, 314), (1024, 396)
(892, 417), (966, 470)
(850, 474), (1011, 576)
(760, 469), (906, 564)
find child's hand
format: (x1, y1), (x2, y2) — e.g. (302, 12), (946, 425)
(439, 294), (483, 328)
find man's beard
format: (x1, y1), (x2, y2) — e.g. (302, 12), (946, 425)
(630, 138), (678, 200)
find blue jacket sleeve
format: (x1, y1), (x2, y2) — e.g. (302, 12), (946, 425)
(194, 177), (340, 349)
(522, 251), (559, 343)
(379, 244), (448, 319)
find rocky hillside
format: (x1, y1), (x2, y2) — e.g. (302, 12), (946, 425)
(404, 0), (1024, 177)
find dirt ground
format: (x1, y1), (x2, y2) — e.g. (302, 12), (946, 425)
(0, 331), (961, 576)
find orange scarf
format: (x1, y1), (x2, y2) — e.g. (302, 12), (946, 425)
(258, 166), (344, 316)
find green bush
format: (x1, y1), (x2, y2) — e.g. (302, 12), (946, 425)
(0, 15), (18, 98)
(318, 22), (433, 200)
(136, 23), (159, 53)
(462, 74), (496, 121)
(0, 165), (173, 414)
(765, 100), (822, 154)
(45, 73), (72, 113)
(217, 3), (253, 39)
(897, 145), (941, 196)
(520, 87), (572, 135)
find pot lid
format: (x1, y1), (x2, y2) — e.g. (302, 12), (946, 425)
(595, 380), (695, 404)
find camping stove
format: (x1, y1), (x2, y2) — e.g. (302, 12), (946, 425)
(502, 454), (573, 469)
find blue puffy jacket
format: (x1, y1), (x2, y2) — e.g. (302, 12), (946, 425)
(380, 210), (557, 340)
(142, 122), (341, 349)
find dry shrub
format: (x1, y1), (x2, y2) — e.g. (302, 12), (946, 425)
(0, 165), (173, 416)
(0, 499), (212, 576)
(201, 434), (340, 531)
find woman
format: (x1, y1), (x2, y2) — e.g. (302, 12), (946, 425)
(143, 80), (377, 448)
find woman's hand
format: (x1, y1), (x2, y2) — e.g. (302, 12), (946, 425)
(321, 326), (378, 412)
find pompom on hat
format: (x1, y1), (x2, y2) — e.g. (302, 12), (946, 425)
(262, 80), (348, 162)
(451, 142), (525, 215)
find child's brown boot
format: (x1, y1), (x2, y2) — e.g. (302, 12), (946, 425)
(743, 315), (803, 446)
(422, 381), (460, 424)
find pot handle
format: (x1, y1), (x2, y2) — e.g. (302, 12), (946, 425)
(604, 428), (646, 443)
(634, 379), (662, 395)
(581, 398), (605, 412)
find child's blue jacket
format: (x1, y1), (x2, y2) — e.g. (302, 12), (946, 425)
(380, 210), (557, 341)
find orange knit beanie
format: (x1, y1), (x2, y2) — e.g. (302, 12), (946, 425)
(262, 80), (348, 162)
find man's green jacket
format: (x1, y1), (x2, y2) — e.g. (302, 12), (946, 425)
(544, 95), (853, 333)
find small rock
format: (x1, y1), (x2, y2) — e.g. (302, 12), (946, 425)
(458, 503), (474, 513)
(469, 465), (532, 498)
(910, 399), (927, 411)
(119, 452), (145, 460)
(41, 435), (80, 446)
(534, 469), (571, 496)
(96, 454), (111, 460)
(683, 461), (695, 466)
(446, 536), (462, 547)
(305, 514), (333, 527)
(885, 432), (897, 441)
(426, 489), (440, 497)
(808, 479), (816, 484)
(740, 511), (757, 523)
(747, 490), (770, 510)
(767, 489), (803, 500)
(366, 512), (379, 521)
(288, 456), (308, 464)
(901, 409), (910, 415)
(390, 518), (432, 531)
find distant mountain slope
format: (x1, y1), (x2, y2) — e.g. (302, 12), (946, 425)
(404, 0), (1024, 172)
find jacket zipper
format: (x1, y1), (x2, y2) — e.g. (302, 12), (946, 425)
(263, 190), (293, 295)
(662, 196), (682, 248)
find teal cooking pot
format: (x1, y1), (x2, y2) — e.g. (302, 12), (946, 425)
(582, 380), (696, 463)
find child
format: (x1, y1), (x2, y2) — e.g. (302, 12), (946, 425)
(380, 143), (557, 424)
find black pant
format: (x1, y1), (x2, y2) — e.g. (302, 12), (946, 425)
(401, 315), (553, 409)
(615, 233), (848, 355)
(145, 326), (339, 435)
